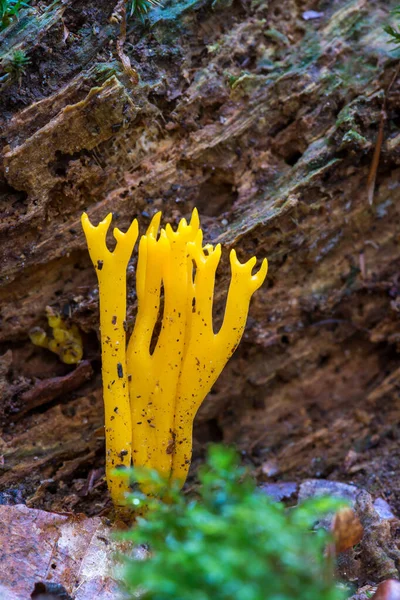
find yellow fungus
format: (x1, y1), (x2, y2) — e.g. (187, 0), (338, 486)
(81, 213), (138, 505)
(29, 306), (83, 365)
(81, 209), (267, 505)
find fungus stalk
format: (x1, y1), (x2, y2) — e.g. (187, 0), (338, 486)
(81, 213), (138, 505)
(81, 209), (267, 505)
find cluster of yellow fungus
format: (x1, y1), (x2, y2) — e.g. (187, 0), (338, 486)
(81, 209), (267, 506)
(30, 306), (83, 365)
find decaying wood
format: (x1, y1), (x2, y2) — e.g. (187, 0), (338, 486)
(1, 0), (400, 534)
(16, 359), (93, 419)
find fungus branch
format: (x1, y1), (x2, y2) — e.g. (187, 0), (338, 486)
(30, 306), (83, 365)
(82, 209), (267, 504)
(81, 212), (138, 506)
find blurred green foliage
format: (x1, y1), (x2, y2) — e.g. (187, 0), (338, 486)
(384, 7), (400, 46)
(121, 446), (347, 600)
(127, 0), (161, 22)
(0, 0), (30, 30)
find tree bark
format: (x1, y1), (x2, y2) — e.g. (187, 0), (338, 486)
(1, 0), (400, 514)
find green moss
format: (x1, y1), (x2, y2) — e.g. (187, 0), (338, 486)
(92, 62), (120, 85)
(322, 0), (367, 38)
(264, 28), (290, 47)
(335, 100), (362, 129)
(341, 129), (368, 146)
(335, 55), (376, 88)
(227, 71), (271, 95)
(293, 30), (322, 70)
(121, 446), (347, 600)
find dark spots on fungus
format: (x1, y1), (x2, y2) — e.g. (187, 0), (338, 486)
(112, 315), (117, 325)
(118, 449), (128, 459)
(97, 260), (104, 270)
(128, 374), (132, 382)
(117, 363), (123, 378)
(166, 440), (175, 454)
(114, 406), (119, 414)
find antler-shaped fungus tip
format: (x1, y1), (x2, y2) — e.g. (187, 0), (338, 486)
(81, 212), (114, 263)
(229, 249), (268, 291)
(146, 211), (162, 237)
(178, 217), (188, 232)
(113, 218), (139, 243)
(81, 211), (113, 232)
(255, 257), (268, 287)
(190, 207), (200, 231)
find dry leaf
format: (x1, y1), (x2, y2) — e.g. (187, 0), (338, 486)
(372, 579), (400, 600)
(0, 504), (132, 600)
(332, 507), (364, 553)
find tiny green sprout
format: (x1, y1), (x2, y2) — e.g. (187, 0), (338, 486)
(127, 0), (162, 23)
(384, 6), (400, 46)
(3, 49), (30, 82)
(0, 0), (30, 30)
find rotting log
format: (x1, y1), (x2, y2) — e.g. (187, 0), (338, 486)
(1, 0), (400, 516)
